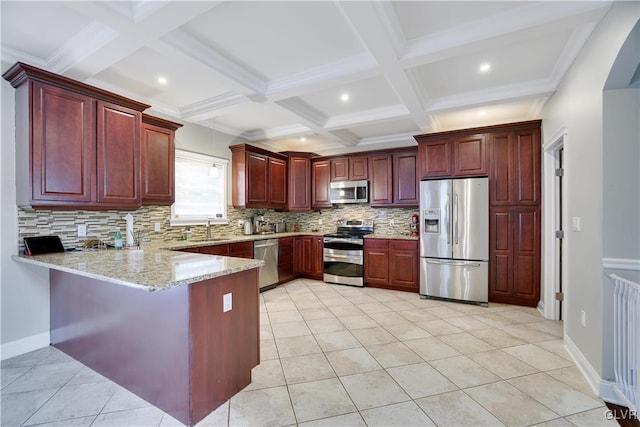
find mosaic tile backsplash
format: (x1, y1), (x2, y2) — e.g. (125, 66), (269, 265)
(17, 204), (418, 252)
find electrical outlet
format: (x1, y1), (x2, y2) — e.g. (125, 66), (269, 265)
(238, 220), (245, 227)
(154, 222), (161, 232)
(77, 225), (87, 237)
(223, 293), (232, 313)
(581, 310), (586, 327)
(318, 219), (323, 225)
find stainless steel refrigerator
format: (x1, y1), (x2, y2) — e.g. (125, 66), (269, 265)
(419, 177), (489, 304)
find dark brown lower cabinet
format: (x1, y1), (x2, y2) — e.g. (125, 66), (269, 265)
(278, 237), (294, 283)
(364, 238), (419, 292)
(297, 236), (323, 280)
(489, 206), (540, 306)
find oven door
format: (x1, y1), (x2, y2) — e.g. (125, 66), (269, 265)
(323, 248), (364, 287)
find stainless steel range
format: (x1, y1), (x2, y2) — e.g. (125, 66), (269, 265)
(323, 219), (374, 287)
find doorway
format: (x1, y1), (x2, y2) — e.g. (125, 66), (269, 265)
(543, 128), (568, 321)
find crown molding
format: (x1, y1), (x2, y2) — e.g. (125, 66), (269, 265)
(179, 92), (249, 121)
(527, 96), (549, 120)
(549, 22), (598, 87)
(425, 79), (556, 114)
(324, 104), (410, 131)
(162, 29), (267, 96)
(195, 118), (244, 137)
(47, 22), (119, 74)
(329, 129), (359, 147)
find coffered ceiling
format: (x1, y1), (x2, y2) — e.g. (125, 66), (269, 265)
(1, 1), (611, 155)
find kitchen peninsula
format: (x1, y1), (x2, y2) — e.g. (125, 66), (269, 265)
(14, 247), (264, 427)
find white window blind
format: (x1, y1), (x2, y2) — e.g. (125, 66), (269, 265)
(171, 149), (228, 226)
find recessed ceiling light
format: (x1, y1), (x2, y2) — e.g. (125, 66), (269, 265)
(479, 63), (491, 73)
(479, 110), (486, 117)
(157, 76), (168, 85)
(340, 93), (349, 102)
(300, 137), (306, 142)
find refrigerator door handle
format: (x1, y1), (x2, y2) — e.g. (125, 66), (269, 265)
(445, 194), (451, 244)
(453, 193), (459, 245)
(425, 259), (482, 268)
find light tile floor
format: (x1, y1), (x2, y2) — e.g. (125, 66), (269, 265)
(2, 278), (617, 426)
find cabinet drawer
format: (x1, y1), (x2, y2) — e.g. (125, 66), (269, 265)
(364, 239), (389, 250)
(389, 240), (418, 251)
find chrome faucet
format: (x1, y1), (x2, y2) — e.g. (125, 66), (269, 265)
(206, 219), (211, 240)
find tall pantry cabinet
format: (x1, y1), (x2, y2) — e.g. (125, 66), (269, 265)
(415, 120), (542, 307)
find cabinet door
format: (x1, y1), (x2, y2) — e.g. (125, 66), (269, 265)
(293, 237), (303, 275)
(389, 241), (419, 292)
(513, 128), (541, 205)
(31, 82), (95, 205)
(229, 241), (253, 259)
(489, 207), (514, 299)
(268, 157), (287, 207)
(364, 239), (389, 285)
(513, 207), (541, 304)
(288, 156), (310, 211)
(489, 132), (513, 205)
(278, 237), (294, 283)
(369, 155), (393, 206)
(141, 123), (174, 205)
(311, 237), (324, 279)
(247, 153), (268, 206)
(330, 158), (349, 181)
(301, 236), (314, 275)
(199, 244), (229, 256)
(393, 150), (419, 206)
(418, 139), (452, 178)
(96, 101), (141, 206)
(312, 160), (331, 208)
(349, 156), (368, 180)
(453, 134), (487, 176)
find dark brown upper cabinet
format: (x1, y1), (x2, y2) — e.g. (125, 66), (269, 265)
(393, 149), (419, 207)
(330, 156), (368, 181)
(417, 134), (487, 179)
(3, 62), (150, 209)
(311, 160), (331, 209)
(369, 154), (393, 207)
(230, 144), (287, 209)
(140, 114), (182, 205)
(281, 152), (314, 212)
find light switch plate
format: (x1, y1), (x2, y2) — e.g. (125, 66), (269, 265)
(572, 217), (581, 232)
(223, 293), (232, 312)
(77, 225), (87, 237)
(154, 222), (161, 232)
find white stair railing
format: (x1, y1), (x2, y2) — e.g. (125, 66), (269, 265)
(610, 273), (640, 411)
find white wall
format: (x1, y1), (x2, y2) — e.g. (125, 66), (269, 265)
(1, 79), (51, 359)
(541, 2), (639, 383)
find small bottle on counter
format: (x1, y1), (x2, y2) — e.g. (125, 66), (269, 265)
(114, 228), (123, 250)
(185, 227), (192, 240)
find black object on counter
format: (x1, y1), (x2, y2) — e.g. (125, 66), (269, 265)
(24, 235), (65, 256)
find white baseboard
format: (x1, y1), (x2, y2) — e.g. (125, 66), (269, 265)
(564, 335), (627, 406)
(0, 332), (50, 361)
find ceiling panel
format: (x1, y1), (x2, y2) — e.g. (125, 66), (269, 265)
(393, 1), (532, 40)
(411, 28), (572, 100)
(347, 118), (420, 139)
(295, 75), (401, 117)
(214, 102), (305, 133)
(181, 1), (364, 81)
(94, 47), (232, 107)
(1, 2), (90, 60)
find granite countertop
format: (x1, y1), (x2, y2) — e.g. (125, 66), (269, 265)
(166, 231), (324, 250)
(364, 233), (419, 241)
(13, 248), (264, 292)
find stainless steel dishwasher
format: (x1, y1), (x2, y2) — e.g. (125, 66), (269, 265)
(254, 239), (279, 292)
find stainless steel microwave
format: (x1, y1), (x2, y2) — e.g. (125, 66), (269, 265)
(330, 180), (368, 204)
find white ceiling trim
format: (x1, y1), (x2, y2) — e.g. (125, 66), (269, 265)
(47, 22), (119, 74)
(336, 1), (431, 131)
(179, 92), (250, 121)
(1, 47), (46, 69)
(197, 118), (244, 138)
(265, 53), (379, 100)
(329, 129), (359, 146)
(241, 123), (311, 141)
(527, 96), (549, 120)
(162, 29), (267, 97)
(324, 104), (410, 131)
(548, 22), (599, 87)
(425, 79), (556, 114)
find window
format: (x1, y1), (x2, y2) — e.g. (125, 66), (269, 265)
(171, 149), (228, 226)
